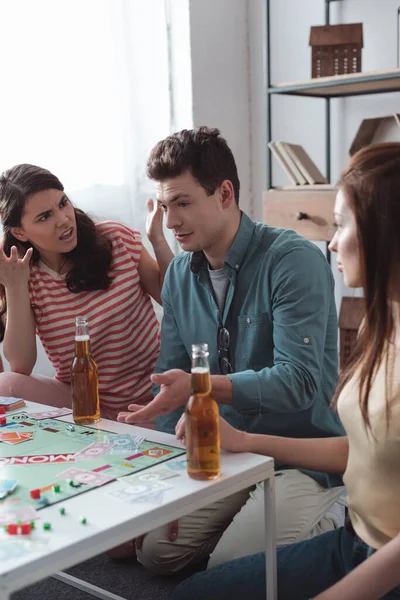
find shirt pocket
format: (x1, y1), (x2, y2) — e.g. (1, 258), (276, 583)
(236, 312), (273, 371)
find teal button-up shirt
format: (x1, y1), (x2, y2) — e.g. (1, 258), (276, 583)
(155, 212), (344, 487)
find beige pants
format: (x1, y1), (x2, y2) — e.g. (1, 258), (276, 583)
(136, 469), (344, 575)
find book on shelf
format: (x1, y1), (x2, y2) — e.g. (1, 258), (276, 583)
(267, 142), (298, 185)
(268, 141), (328, 186)
(283, 143), (328, 184)
(275, 142), (308, 185)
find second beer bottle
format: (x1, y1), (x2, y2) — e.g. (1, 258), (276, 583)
(185, 343), (220, 480)
(70, 316), (100, 425)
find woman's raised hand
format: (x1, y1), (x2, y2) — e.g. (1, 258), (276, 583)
(146, 198), (164, 244)
(0, 246), (33, 289)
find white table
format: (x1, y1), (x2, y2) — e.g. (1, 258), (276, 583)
(0, 402), (276, 600)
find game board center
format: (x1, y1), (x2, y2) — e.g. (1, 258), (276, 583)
(0, 414), (185, 527)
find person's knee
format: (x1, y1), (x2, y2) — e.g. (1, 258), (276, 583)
(136, 528), (191, 575)
(0, 371), (29, 397)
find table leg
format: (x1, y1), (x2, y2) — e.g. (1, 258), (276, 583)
(264, 474), (277, 600)
(52, 572), (127, 600)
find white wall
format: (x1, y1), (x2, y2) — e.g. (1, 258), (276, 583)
(169, 0), (193, 131)
(188, 0), (253, 215)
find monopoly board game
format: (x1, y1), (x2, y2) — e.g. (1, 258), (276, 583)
(0, 415), (186, 520)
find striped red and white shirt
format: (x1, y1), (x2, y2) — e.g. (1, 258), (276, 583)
(29, 221), (160, 420)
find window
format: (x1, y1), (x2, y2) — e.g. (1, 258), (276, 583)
(0, 0), (173, 238)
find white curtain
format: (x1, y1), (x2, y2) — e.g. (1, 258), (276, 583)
(0, 0), (172, 242)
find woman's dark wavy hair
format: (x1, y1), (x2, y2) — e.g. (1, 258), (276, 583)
(0, 164), (113, 341)
(332, 142), (400, 430)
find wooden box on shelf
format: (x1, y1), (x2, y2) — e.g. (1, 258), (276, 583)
(338, 296), (365, 370)
(309, 23), (363, 78)
(263, 186), (337, 241)
(349, 113), (400, 155)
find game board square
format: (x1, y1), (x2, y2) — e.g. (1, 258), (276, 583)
(142, 447), (172, 458)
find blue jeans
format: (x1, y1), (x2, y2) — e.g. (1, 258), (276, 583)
(170, 523), (400, 600)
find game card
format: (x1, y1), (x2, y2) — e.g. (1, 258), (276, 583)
(0, 396), (26, 407)
(0, 506), (39, 527)
(121, 467), (179, 482)
(56, 467), (115, 487)
(0, 479), (18, 499)
(28, 407), (73, 420)
(116, 476), (173, 493)
(165, 459), (187, 472)
(0, 431), (34, 445)
(0, 479), (18, 493)
(104, 433), (144, 454)
(107, 481), (172, 505)
(72, 442), (114, 461)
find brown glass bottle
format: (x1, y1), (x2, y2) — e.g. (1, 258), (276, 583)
(186, 343), (220, 480)
(71, 316), (100, 425)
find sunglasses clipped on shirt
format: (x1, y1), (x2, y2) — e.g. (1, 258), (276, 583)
(217, 326), (233, 375)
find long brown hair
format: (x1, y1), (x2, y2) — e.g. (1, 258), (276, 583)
(333, 143), (400, 429)
(0, 164), (113, 342)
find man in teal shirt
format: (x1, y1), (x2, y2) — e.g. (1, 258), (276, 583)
(118, 126), (345, 574)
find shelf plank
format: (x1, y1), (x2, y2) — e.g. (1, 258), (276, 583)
(274, 184), (337, 191)
(269, 68), (400, 98)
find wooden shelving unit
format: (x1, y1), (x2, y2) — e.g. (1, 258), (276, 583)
(264, 0), (400, 260)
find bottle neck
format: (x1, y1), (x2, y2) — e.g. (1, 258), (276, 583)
(191, 354), (211, 395)
(74, 335), (91, 357)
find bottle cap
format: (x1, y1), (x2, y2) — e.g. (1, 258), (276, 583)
(191, 343), (208, 354)
(75, 316), (88, 324)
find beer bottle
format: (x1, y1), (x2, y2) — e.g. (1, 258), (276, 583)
(70, 316), (100, 425)
(185, 343), (220, 480)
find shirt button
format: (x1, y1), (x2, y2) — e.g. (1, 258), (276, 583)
(303, 337), (310, 344)
(235, 263), (239, 271)
(247, 317), (251, 324)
